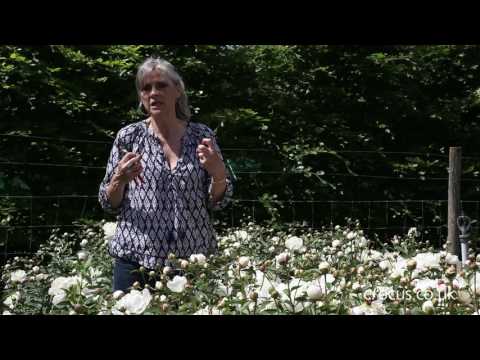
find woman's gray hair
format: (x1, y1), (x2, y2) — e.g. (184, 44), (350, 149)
(136, 57), (191, 121)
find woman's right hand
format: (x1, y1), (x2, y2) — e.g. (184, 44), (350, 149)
(115, 151), (144, 186)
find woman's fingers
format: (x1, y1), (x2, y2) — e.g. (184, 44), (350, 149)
(201, 138), (214, 149)
(124, 154), (142, 168)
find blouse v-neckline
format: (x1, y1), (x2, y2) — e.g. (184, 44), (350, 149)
(144, 119), (190, 173)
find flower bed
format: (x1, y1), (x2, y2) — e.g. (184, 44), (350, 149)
(1, 220), (479, 315)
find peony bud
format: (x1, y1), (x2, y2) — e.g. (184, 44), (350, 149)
(168, 253), (176, 261)
(306, 285), (323, 301)
(73, 304), (83, 314)
(149, 271), (156, 278)
(276, 252), (289, 265)
(218, 297), (226, 308)
(259, 263), (267, 272)
(77, 251), (88, 261)
(422, 300), (435, 315)
(180, 260), (189, 269)
(446, 266), (457, 279)
(155, 281), (163, 290)
(238, 256), (250, 268)
(318, 261), (330, 274)
(406, 259), (417, 271)
(269, 288), (279, 299)
(132, 281), (141, 289)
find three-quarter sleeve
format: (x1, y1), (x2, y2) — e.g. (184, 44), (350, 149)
(98, 131), (128, 215)
(204, 130), (234, 211)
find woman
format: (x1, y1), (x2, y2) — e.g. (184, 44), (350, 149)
(98, 57), (233, 292)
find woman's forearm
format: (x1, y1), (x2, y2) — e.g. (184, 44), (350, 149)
(106, 174), (127, 210)
(210, 169), (228, 204)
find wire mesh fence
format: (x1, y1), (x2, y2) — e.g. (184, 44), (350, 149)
(2, 193), (480, 265)
(3, 133), (480, 264)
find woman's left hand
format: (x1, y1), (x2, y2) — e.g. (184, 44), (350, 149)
(196, 138), (226, 180)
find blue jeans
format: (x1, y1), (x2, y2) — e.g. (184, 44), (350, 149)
(112, 257), (186, 292)
(112, 257), (154, 292)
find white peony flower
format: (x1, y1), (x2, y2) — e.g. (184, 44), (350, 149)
(167, 275), (188, 293)
(306, 285), (323, 301)
(445, 253), (459, 265)
(407, 227), (419, 238)
(351, 301), (386, 315)
(351, 282), (362, 291)
(112, 290), (124, 300)
(114, 289), (152, 315)
(234, 230), (249, 241)
(48, 276), (86, 305)
(10, 270), (27, 283)
(369, 250), (383, 262)
(413, 252), (442, 275)
(102, 222), (117, 241)
(331, 239), (342, 248)
(412, 278), (439, 293)
(32, 266), (40, 273)
(189, 254), (207, 265)
(35, 273), (48, 281)
(379, 260), (391, 271)
(356, 237), (368, 248)
(285, 236), (303, 252)
(194, 306), (223, 315)
(346, 231), (357, 240)
(3, 291), (21, 310)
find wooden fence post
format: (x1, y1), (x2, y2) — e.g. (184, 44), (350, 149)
(447, 147), (462, 256)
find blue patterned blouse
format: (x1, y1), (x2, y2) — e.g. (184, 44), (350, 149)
(98, 120), (233, 269)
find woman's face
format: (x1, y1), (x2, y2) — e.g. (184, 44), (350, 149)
(140, 69), (180, 116)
